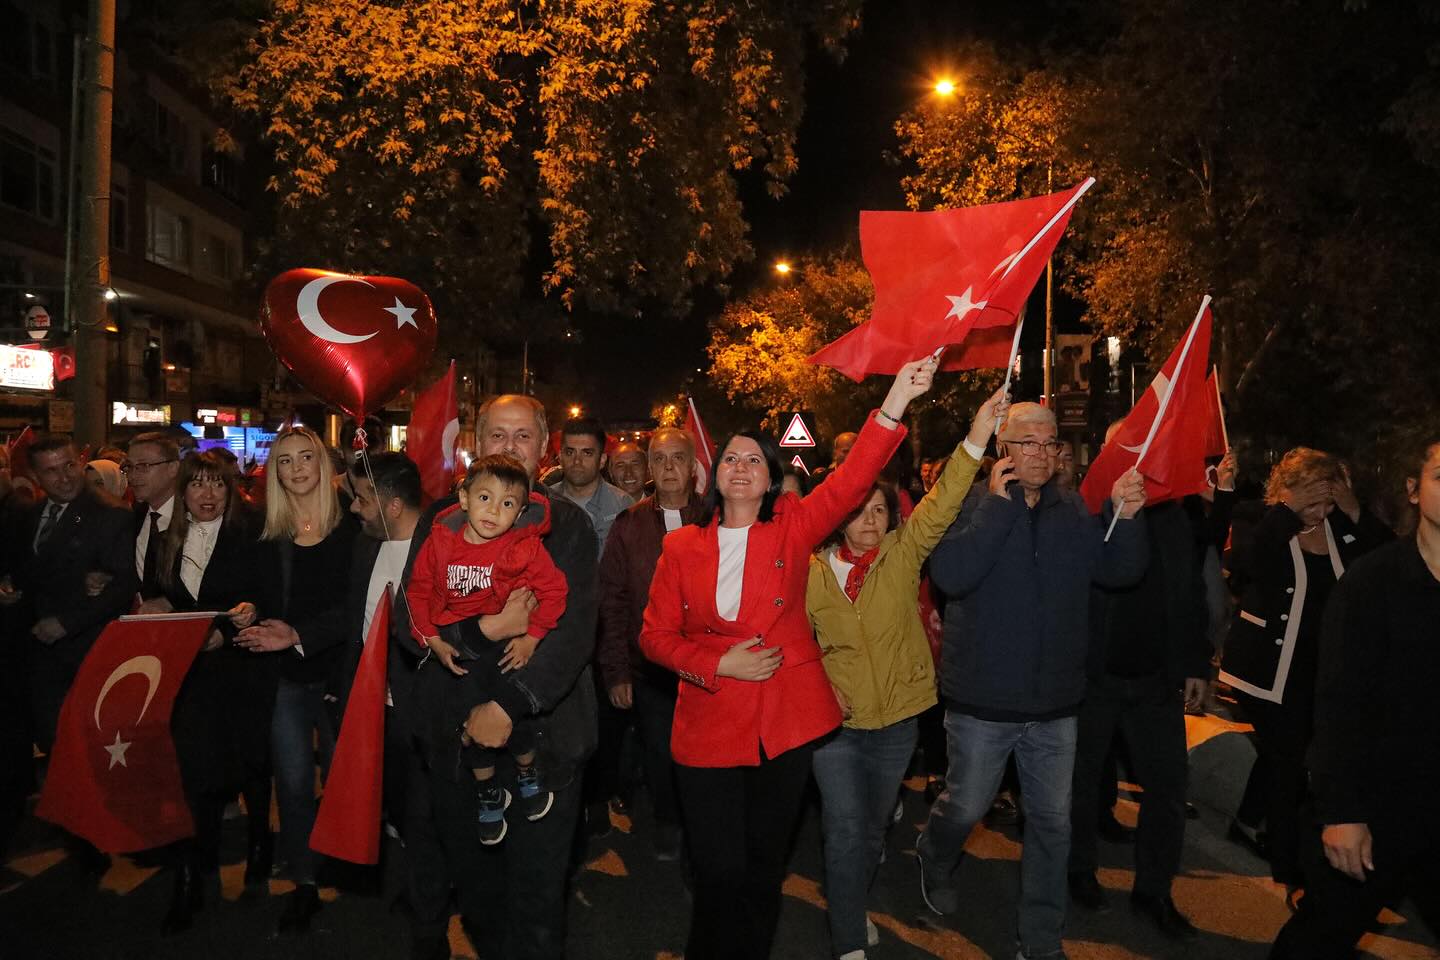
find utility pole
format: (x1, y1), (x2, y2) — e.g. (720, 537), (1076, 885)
(71, 0), (116, 443)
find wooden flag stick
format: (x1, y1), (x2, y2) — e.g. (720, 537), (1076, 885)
(1213, 365), (1231, 451)
(1104, 294), (1212, 542)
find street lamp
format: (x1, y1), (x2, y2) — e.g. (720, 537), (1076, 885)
(773, 261), (792, 276)
(933, 78), (957, 97)
(568, 404), (582, 418)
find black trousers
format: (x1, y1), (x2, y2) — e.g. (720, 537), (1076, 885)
(632, 671), (680, 826)
(1069, 672), (1188, 898)
(582, 669), (633, 811)
(1271, 809), (1440, 959)
(676, 742), (816, 960)
(1237, 691), (1311, 886)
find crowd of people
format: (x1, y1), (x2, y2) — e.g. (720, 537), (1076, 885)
(0, 357), (1436, 960)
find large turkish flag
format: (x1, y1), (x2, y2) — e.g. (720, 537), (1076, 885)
(1080, 299), (1215, 514)
(407, 361), (460, 504)
(809, 179), (1094, 380)
(36, 615), (211, 852)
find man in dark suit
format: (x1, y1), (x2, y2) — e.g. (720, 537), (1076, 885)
(0, 435), (138, 751)
(124, 431), (182, 599)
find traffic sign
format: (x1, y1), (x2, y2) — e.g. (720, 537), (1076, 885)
(789, 454), (810, 475)
(778, 412), (816, 448)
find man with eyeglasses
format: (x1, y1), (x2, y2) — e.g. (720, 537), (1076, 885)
(125, 432), (183, 599)
(916, 402), (1148, 960)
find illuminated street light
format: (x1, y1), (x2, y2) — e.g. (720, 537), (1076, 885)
(103, 288), (118, 302)
(774, 261), (792, 276)
(933, 78), (957, 97)
(569, 404), (582, 418)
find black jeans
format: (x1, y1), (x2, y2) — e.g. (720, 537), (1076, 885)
(426, 759), (583, 960)
(676, 742), (816, 960)
(633, 671), (680, 825)
(1069, 672), (1188, 898)
(1271, 809), (1440, 959)
(1237, 691), (1311, 885)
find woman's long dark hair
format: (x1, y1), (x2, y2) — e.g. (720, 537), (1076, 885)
(158, 451), (246, 592)
(702, 431), (785, 526)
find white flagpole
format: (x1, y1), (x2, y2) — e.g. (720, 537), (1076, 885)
(1213, 365), (1230, 451)
(1104, 294), (1212, 541)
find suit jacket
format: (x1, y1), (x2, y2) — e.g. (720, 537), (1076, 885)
(334, 531), (421, 730)
(639, 416), (905, 768)
(4, 488), (138, 665)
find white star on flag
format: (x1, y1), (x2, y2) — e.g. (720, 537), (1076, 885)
(384, 298), (419, 330)
(104, 731), (131, 769)
(944, 286), (988, 321)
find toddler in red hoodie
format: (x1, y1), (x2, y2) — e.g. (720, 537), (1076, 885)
(408, 454), (567, 844)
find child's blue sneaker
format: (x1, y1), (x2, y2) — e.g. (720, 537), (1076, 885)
(515, 764), (554, 822)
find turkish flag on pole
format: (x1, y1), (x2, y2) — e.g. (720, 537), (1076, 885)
(809, 179), (1094, 381)
(1080, 297), (1215, 515)
(1201, 367), (1229, 458)
(685, 397), (716, 494)
(310, 588), (390, 865)
(35, 614), (211, 852)
(408, 361), (460, 504)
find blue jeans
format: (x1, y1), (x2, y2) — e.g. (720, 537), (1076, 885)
(919, 711), (1078, 959)
(812, 719), (919, 957)
(271, 677), (335, 886)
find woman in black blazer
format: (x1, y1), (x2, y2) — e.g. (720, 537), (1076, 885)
(1219, 448), (1390, 899)
(143, 450), (265, 932)
(235, 427), (357, 934)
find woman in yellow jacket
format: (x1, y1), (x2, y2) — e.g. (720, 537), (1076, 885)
(806, 388), (1006, 960)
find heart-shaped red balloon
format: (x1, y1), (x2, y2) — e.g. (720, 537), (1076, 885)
(260, 269), (438, 420)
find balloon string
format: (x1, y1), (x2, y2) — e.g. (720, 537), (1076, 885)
(353, 429), (423, 648)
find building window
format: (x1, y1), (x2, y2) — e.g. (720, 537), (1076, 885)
(146, 96), (191, 177)
(0, 126), (58, 221)
(146, 202), (192, 273)
(198, 231), (235, 282)
(0, 3), (56, 87)
(111, 183), (129, 252)
(202, 147), (241, 203)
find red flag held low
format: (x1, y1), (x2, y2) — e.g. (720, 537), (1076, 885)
(310, 588), (391, 865)
(1080, 299), (1215, 515)
(408, 361), (460, 504)
(809, 179), (1093, 380)
(36, 614), (211, 852)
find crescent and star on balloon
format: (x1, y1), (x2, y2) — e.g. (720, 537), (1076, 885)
(296, 274), (420, 346)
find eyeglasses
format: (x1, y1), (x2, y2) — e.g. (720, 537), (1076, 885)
(1004, 440), (1065, 457)
(121, 459), (178, 474)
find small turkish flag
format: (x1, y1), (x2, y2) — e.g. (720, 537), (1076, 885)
(35, 615), (211, 852)
(310, 589), (390, 865)
(685, 397), (716, 494)
(408, 361), (460, 504)
(50, 346), (76, 381)
(1080, 299), (1215, 514)
(809, 180), (1094, 380)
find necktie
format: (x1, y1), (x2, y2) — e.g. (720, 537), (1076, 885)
(34, 503), (61, 553)
(141, 511), (162, 596)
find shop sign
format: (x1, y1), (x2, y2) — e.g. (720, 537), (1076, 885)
(49, 400), (74, 433)
(196, 406), (239, 426)
(25, 304), (52, 341)
(0, 343), (55, 391)
(112, 401), (171, 426)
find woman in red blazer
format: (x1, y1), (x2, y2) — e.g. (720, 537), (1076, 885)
(640, 357), (938, 960)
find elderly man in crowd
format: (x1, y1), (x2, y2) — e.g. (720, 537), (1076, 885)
(597, 427), (707, 860)
(125, 431), (182, 599)
(916, 402), (1148, 960)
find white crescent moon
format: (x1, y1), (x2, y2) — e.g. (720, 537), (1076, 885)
(296, 275), (378, 345)
(441, 417), (459, 470)
(1119, 371), (1171, 454)
(94, 655), (162, 729)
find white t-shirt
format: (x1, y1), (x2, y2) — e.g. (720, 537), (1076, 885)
(663, 508), (683, 533)
(364, 538), (412, 642)
(715, 524), (750, 621)
(828, 551), (855, 600)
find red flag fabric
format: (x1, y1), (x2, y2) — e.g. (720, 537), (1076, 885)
(50, 345), (76, 382)
(1080, 300), (1215, 514)
(407, 361), (460, 504)
(1201, 367), (1229, 458)
(35, 614), (211, 852)
(685, 397), (717, 494)
(6, 426), (38, 501)
(310, 588), (391, 865)
(809, 179), (1094, 381)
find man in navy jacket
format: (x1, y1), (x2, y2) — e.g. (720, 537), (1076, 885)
(917, 403), (1147, 960)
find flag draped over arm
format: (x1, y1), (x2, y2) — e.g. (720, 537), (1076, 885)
(35, 615), (212, 852)
(808, 179), (1094, 380)
(407, 361), (460, 504)
(1079, 298), (1215, 514)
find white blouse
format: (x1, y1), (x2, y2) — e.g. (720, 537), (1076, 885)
(715, 524), (751, 621)
(179, 515), (224, 599)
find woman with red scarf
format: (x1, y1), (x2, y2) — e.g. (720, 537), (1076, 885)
(640, 358), (937, 960)
(805, 388), (1006, 960)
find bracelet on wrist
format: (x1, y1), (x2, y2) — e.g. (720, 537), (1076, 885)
(876, 408), (902, 425)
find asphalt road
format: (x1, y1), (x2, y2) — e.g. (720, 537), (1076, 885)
(2, 730), (1436, 960)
